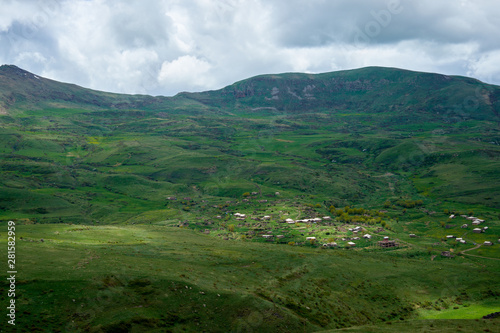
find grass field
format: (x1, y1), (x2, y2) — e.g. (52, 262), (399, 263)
(1, 223), (499, 332)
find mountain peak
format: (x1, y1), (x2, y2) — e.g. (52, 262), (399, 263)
(0, 64), (43, 81)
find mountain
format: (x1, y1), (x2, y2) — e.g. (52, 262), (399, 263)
(2, 64), (499, 122)
(0, 65), (499, 332)
(1, 64), (499, 212)
(0, 64), (198, 113)
(183, 66), (499, 122)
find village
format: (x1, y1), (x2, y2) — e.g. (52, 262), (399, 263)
(169, 195), (499, 256)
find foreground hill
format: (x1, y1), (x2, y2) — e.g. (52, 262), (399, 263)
(0, 65), (499, 332)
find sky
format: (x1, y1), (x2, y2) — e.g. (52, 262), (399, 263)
(1, 0), (500, 96)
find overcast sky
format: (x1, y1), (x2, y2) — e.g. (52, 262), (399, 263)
(1, 0), (500, 96)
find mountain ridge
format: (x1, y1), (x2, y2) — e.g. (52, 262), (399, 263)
(1, 64), (499, 123)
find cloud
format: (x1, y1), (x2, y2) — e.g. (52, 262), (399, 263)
(0, 0), (499, 96)
(158, 55), (213, 92)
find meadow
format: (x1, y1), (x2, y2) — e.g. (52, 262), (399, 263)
(1, 223), (499, 332)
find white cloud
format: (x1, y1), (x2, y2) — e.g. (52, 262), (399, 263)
(158, 55), (213, 92)
(1, 0), (500, 96)
(467, 50), (500, 84)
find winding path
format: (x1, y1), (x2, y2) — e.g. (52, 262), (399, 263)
(460, 244), (500, 261)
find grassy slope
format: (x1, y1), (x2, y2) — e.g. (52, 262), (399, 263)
(1, 224), (499, 332)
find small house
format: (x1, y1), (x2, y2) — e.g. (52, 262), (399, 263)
(441, 251), (453, 258)
(277, 235), (285, 239)
(483, 241), (493, 246)
(461, 224), (468, 228)
(409, 234), (417, 238)
(460, 239), (467, 244)
(306, 237), (316, 241)
(473, 228), (483, 234)
(449, 214), (455, 219)
(323, 216), (332, 220)
(446, 235), (456, 239)
(347, 242), (356, 247)
(363, 234), (372, 239)
(383, 236), (389, 240)
(262, 235), (273, 239)
(378, 240), (398, 248)
(472, 221), (481, 225)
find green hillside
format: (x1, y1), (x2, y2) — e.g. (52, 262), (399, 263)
(0, 65), (499, 332)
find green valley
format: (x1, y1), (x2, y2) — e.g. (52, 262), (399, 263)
(0, 64), (499, 332)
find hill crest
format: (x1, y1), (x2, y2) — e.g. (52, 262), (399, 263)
(1, 64), (499, 123)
